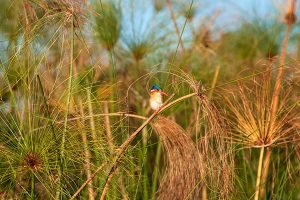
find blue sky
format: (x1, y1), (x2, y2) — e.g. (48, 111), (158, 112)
(0, 0), (298, 60)
(194, 0), (281, 29)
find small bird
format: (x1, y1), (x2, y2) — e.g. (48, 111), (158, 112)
(149, 85), (168, 110)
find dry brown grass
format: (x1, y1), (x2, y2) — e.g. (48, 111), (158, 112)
(225, 77), (297, 148)
(224, 71), (298, 199)
(97, 94), (176, 200)
(197, 96), (235, 200)
(178, 70), (235, 199)
(152, 116), (201, 200)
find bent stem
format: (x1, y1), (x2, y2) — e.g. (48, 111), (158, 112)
(72, 92), (205, 199)
(70, 162), (107, 200)
(99, 93), (175, 200)
(254, 146), (265, 200)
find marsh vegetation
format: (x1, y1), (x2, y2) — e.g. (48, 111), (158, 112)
(0, 0), (299, 199)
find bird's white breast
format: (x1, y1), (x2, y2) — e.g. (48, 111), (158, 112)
(150, 93), (163, 110)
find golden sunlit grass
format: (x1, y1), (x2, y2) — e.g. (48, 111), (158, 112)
(225, 77), (297, 148)
(224, 71), (298, 199)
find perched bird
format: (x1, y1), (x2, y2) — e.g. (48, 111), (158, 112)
(149, 85), (168, 110)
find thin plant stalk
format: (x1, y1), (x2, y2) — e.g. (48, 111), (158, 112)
(78, 99), (95, 200)
(208, 66), (220, 99)
(167, 0), (194, 64)
(269, 25), (292, 128)
(108, 50), (117, 116)
(134, 72), (149, 200)
(268, 0), (295, 145)
(134, 127), (149, 200)
(87, 89), (98, 144)
(31, 172), (35, 200)
(3, 69), (19, 116)
(109, 50), (116, 86)
(99, 94), (175, 200)
(100, 167), (116, 200)
(142, 128), (149, 200)
(37, 75), (63, 197)
(57, 14), (74, 200)
(107, 47), (117, 199)
(119, 177), (128, 200)
(254, 146), (265, 200)
(107, 49), (117, 200)
(86, 88), (103, 188)
(260, 148), (271, 199)
(260, 1), (296, 197)
(104, 101), (114, 151)
(165, 0), (184, 51)
(103, 100), (128, 199)
(22, 1), (33, 135)
(201, 186), (207, 200)
(70, 162), (107, 200)
(151, 140), (162, 198)
(72, 92), (202, 198)
(270, 0), (295, 120)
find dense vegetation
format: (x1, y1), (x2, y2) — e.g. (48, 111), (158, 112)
(0, 0), (299, 199)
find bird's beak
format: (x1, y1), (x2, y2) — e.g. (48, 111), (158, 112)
(161, 91), (168, 96)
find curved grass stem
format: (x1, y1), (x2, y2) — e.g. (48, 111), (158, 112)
(99, 93), (175, 199)
(71, 92), (202, 199)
